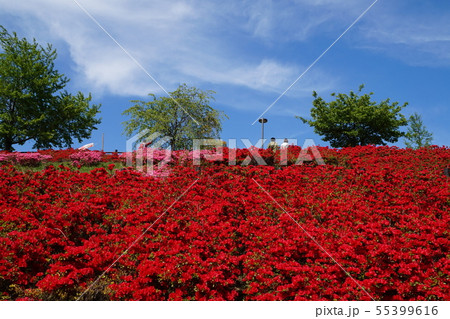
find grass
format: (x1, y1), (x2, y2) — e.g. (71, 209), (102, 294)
(10, 161), (127, 173)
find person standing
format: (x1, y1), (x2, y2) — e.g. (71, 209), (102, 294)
(267, 137), (278, 151)
(280, 138), (289, 149)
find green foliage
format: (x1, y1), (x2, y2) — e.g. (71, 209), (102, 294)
(0, 26), (101, 151)
(404, 112), (433, 149)
(297, 84), (408, 147)
(122, 84), (227, 150)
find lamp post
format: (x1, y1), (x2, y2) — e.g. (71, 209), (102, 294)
(258, 118), (268, 148)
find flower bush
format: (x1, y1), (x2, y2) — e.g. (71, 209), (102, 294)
(0, 146), (448, 300)
(38, 149), (79, 162)
(0, 153), (9, 164)
(0, 153), (52, 167)
(69, 151), (103, 167)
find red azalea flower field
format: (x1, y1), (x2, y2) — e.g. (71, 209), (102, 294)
(0, 146), (449, 300)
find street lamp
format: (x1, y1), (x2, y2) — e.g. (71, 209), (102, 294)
(258, 118), (268, 148)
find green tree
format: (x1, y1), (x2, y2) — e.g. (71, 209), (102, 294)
(122, 84), (227, 150)
(404, 112), (433, 149)
(297, 85), (408, 147)
(0, 26), (101, 151)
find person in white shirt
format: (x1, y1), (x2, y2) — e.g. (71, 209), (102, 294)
(280, 138), (289, 149)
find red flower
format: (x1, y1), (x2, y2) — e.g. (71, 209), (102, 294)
(0, 146), (448, 300)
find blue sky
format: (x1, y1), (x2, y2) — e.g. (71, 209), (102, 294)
(1, 0), (449, 151)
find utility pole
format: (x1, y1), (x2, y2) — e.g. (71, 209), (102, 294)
(258, 118), (268, 148)
(102, 133), (104, 152)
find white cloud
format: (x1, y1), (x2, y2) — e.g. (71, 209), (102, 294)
(356, 4), (450, 67)
(6, 0), (447, 103)
(0, 0), (345, 99)
(240, 0), (372, 41)
(179, 58), (299, 92)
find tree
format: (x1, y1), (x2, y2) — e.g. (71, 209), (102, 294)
(0, 26), (100, 151)
(297, 85), (408, 147)
(404, 112), (433, 149)
(122, 84), (227, 150)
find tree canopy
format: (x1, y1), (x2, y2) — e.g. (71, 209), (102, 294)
(122, 84), (227, 150)
(404, 112), (433, 149)
(297, 85), (408, 148)
(0, 26), (101, 151)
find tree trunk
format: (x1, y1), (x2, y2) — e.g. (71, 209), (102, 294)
(3, 137), (14, 152)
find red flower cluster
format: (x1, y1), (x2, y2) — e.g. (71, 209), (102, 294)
(37, 149), (80, 162)
(0, 146), (448, 300)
